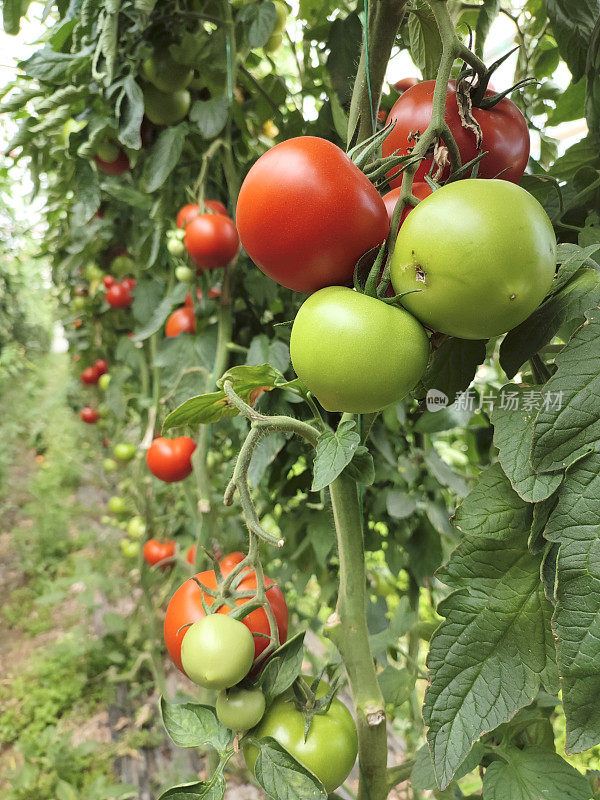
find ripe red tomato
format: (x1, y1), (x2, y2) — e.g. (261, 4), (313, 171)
(382, 80), (530, 187)
(176, 200), (228, 228)
(146, 436), (196, 482)
(103, 275), (115, 288)
(236, 136), (390, 293)
(186, 544), (196, 565)
(184, 288), (202, 307)
(81, 407), (100, 424)
(81, 366), (99, 385)
(394, 77), (419, 93)
(94, 148), (130, 175)
(220, 552), (245, 575)
(122, 277), (136, 291)
(184, 214), (239, 269)
(143, 538), (176, 569)
(106, 283), (133, 308)
(382, 181), (432, 223)
(94, 358), (108, 376)
(377, 109), (387, 122)
(165, 306), (196, 337)
(164, 564), (288, 673)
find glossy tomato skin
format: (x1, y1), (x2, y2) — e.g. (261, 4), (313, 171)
(390, 179), (557, 339)
(244, 680), (358, 793)
(383, 80), (530, 187)
(94, 148), (130, 175)
(394, 77), (419, 93)
(382, 181), (432, 224)
(290, 287), (429, 413)
(81, 407), (100, 423)
(181, 615), (255, 689)
(81, 366), (99, 385)
(164, 566), (288, 673)
(186, 544), (197, 565)
(184, 214), (239, 269)
(176, 200), (228, 228)
(165, 306), (196, 337)
(106, 283), (133, 308)
(146, 436), (196, 482)
(219, 552), (245, 575)
(236, 137), (390, 293)
(143, 538), (176, 568)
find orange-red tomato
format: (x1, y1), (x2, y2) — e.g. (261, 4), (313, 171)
(81, 366), (99, 385)
(393, 77), (419, 93)
(81, 407), (100, 423)
(143, 539), (176, 569)
(382, 181), (432, 223)
(165, 306), (196, 337)
(176, 200), (229, 228)
(184, 214), (239, 269)
(103, 275), (115, 288)
(106, 283), (133, 308)
(94, 358), (108, 376)
(146, 436), (196, 482)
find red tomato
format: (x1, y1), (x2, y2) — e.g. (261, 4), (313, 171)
(184, 214), (239, 270)
(186, 545), (197, 565)
(94, 358), (108, 376)
(143, 539), (176, 569)
(382, 181), (432, 223)
(81, 407), (100, 424)
(146, 436), (196, 482)
(103, 275), (115, 288)
(393, 77), (419, 93)
(74, 319), (83, 328)
(184, 288), (203, 307)
(220, 551), (246, 575)
(185, 287), (221, 306)
(377, 109), (387, 122)
(94, 149), (130, 175)
(176, 200), (228, 228)
(102, 438), (110, 448)
(236, 137), (390, 293)
(164, 565), (288, 673)
(383, 80), (530, 187)
(122, 277), (136, 291)
(165, 306), (196, 337)
(81, 366), (99, 385)
(106, 283), (133, 308)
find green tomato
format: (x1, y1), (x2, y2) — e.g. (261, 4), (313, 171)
(264, 32), (283, 53)
(96, 140), (120, 162)
(244, 680), (358, 793)
(72, 296), (86, 311)
(290, 286), (429, 413)
(175, 265), (194, 282)
(108, 495), (127, 515)
(85, 263), (104, 282)
(143, 84), (190, 126)
(113, 442), (136, 462)
(272, 0), (288, 32)
(216, 688), (266, 731)
(103, 458), (118, 473)
(390, 179), (557, 339)
(98, 373), (111, 391)
(127, 515), (146, 540)
(110, 255), (136, 276)
(168, 239), (187, 257)
(121, 538), (140, 558)
(141, 52), (193, 93)
(180, 615), (254, 690)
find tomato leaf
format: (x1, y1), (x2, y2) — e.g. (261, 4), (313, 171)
(311, 420), (361, 492)
(253, 737), (327, 800)
(344, 445), (375, 486)
(237, 1), (277, 49)
(117, 75), (144, 150)
(157, 778), (226, 800)
(258, 631), (305, 703)
(160, 697), (231, 752)
(143, 124), (187, 192)
(546, 0), (600, 83)
(70, 160), (100, 224)
(378, 666), (415, 709)
(418, 337), (486, 405)
(406, 0), (443, 81)
(482, 747), (591, 800)
(189, 97), (231, 139)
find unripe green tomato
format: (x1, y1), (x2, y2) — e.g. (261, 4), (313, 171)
(180, 615), (255, 689)
(108, 495), (127, 515)
(216, 688), (266, 731)
(72, 296), (86, 310)
(290, 286), (429, 413)
(390, 179), (557, 339)
(264, 32), (283, 53)
(98, 373), (111, 390)
(119, 520), (128, 530)
(175, 265), (194, 282)
(272, 0), (288, 32)
(85, 263), (104, 282)
(143, 84), (190, 126)
(121, 538), (140, 558)
(113, 442), (136, 462)
(96, 140), (120, 162)
(110, 255), (136, 276)
(127, 516), (146, 540)
(103, 458), (118, 473)
(101, 515), (112, 525)
(169, 239), (187, 257)
(141, 52), (193, 93)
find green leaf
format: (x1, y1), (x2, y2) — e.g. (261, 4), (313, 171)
(70, 160), (100, 224)
(378, 666), (415, 709)
(407, 1), (443, 80)
(550, 136), (600, 180)
(344, 446), (375, 485)
(492, 384), (563, 502)
(311, 420), (360, 492)
(325, 12), (362, 106)
(406, 517), (442, 582)
(132, 283), (188, 342)
(247, 334), (290, 374)
(482, 747), (591, 800)
(425, 464), (558, 788)
(386, 490), (417, 520)
(531, 310), (600, 472)
(131, 279), (164, 325)
(475, 0), (500, 57)
(160, 698), (230, 752)
(158, 779), (226, 800)
(258, 631), (305, 703)
(19, 48), (86, 84)
(548, 79), (587, 126)
(118, 75), (144, 150)
(500, 268), (600, 378)
(546, 0), (600, 83)
(189, 97), (231, 139)
(238, 1), (277, 48)
(418, 337), (486, 403)
(253, 738), (327, 800)
(248, 432), (286, 487)
(533, 41), (560, 80)
(544, 450), (600, 752)
(552, 243), (600, 295)
(3, 0), (31, 35)
(424, 449), (469, 497)
(411, 742), (486, 791)
(143, 125), (187, 193)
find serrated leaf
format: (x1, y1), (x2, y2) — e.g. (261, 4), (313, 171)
(143, 125), (186, 193)
(238, 1), (278, 48)
(482, 746), (590, 800)
(258, 632), (305, 702)
(190, 97), (231, 139)
(492, 384), (563, 502)
(325, 11), (362, 106)
(132, 283), (188, 342)
(160, 698), (230, 752)
(253, 738), (327, 800)
(247, 334), (290, 374)
(311, 420), (360, 492)
(474, 0), (500, 56)
(548, 78), (587, 126)
(546, 0), (600, 83)
(248, 432), (286, 487)
(552, 243), (600, 295)
(344, 445), (374, 485)
(19, 48), (86, 84)
(549, 136), (600, 180)
(424, 449), (469, 497)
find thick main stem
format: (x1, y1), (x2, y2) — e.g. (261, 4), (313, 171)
(326, 473), (388, 800)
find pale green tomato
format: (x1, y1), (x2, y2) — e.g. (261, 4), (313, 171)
(98, 373), (111, 390)
(216, 688), (265, 731)
(96, 140), (120, 162)
(127, 516), (146, 540)
(180, 615), (254, 689)
(121, 539), (140, 558)
(141, 52), (193, 93)
(168, 239), (186, 257)
(103, 458), (118, 473)
(175, 265), (194, 282)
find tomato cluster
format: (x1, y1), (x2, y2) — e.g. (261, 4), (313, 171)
(81, 358), (109, 386)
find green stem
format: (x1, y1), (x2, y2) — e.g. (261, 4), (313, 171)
(324, 473), (388, 800)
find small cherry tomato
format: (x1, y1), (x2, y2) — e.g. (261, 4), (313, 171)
(184, 214), (239, 270)
(146, 436), (197, 482)
(94, 358), (108, 376)
(81, 407), (100, 423)
(122, 277), (136, 291)
(165, 306), (196, 337)
(216, 687), (266, 731)
(106, 283), (133, 308)
(103, 275), (116, 288)
(81, 367), (99, 385)
(143, 538), (176, 568)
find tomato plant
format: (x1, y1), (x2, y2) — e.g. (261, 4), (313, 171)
(106, 283), (133, 308)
